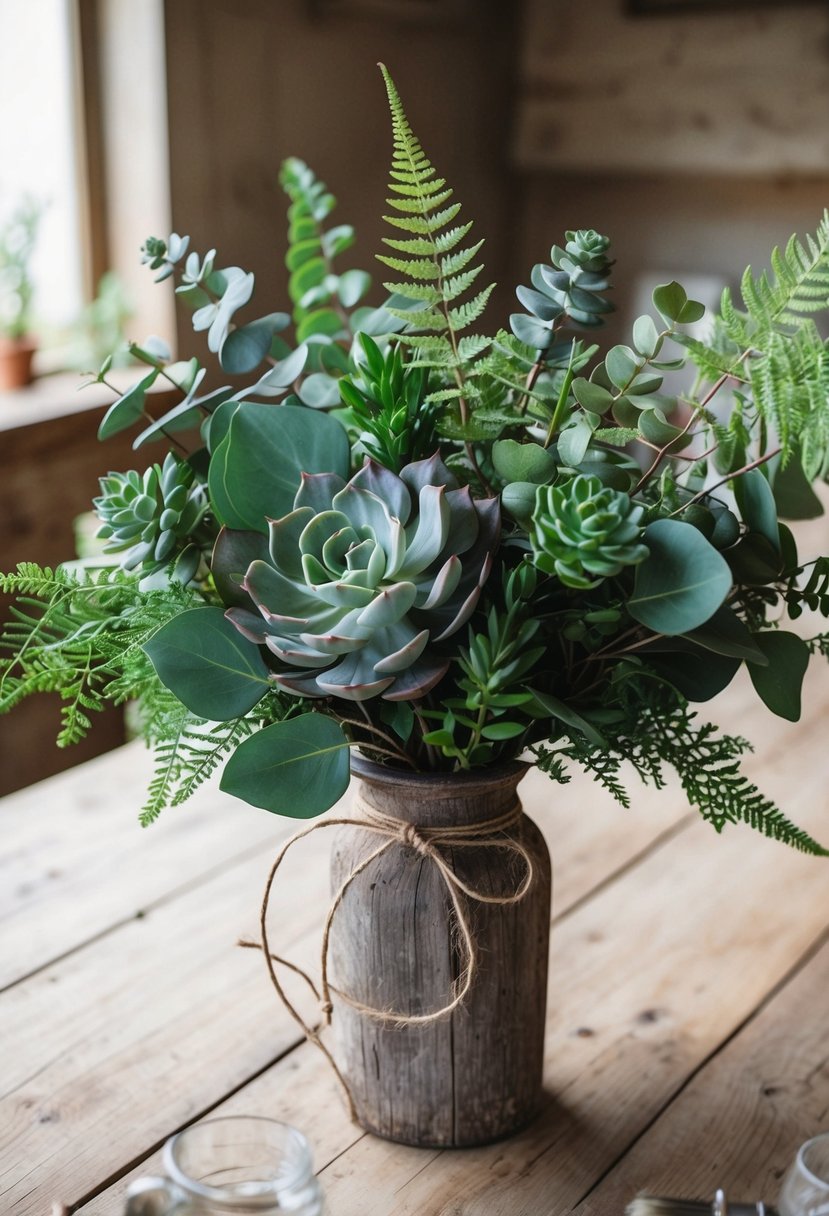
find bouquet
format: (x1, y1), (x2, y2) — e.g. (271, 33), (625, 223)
(2, 66), (829, 856)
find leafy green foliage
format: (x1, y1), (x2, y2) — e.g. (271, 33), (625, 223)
(377, 64), (493, 423)
(628, 520), (733, 635)
(280, 156), (382, 407)
(421, 562), (544, 768)
(534, 676), (828, 856)
(2, 73), (829, 858)
(338, 334), (438, 471)
(220, 712), (350, 816)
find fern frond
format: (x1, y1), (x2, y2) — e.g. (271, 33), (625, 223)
(725, 211), (829, 343)
(378, 64), (495, 428)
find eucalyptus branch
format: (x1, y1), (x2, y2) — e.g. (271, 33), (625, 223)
(669, 447), (781, 517)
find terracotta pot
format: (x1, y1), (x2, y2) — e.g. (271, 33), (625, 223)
(0, 336), (37, 391)
(329, 757), (552, 1148)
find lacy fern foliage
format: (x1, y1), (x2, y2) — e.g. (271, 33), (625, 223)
(377, 64), (493, 417)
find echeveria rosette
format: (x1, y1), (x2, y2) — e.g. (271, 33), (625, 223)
(94, 451), (208, 582)
(222, 455), (499, 702)
(531, 474), (647, 590)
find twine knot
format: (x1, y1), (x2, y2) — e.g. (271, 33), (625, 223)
(245, 793), (534, 1124)
(401, 822), (430, 855)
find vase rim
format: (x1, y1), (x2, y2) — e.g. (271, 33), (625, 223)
(350, 753), (530, 793)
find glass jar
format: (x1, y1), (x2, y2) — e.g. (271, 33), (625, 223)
(779, 1132), (829, 1216)
(125, 1116), (324, 1215)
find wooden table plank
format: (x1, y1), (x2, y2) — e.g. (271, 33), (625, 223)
(575, 934), (829, 1214)
(2, 696), (724, 1214)
(77, 675), (829, 1215)
(0, 743), (282, 990)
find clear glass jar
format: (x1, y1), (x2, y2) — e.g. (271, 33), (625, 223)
(125, 1116), (324, 1215)
(779, 1132), (829, 1216)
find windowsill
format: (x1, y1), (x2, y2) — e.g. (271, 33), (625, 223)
(0, 367), (159, 432)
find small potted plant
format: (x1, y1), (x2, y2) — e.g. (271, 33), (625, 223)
(2, 68), (829, 1147)
(0, 197), (41, 390)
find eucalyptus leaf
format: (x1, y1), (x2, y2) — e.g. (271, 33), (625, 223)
(652, 281), (687, 324)
(772, 452), (824, 521)
(572, 378), (614, 411)
(748, 631), (809, 721)
(208, 402), (350, 531)
(501, 481), (540, 525)
(297, 308), (344, 343)
(220, 313), (290, 375)
(734, 469), (780, 551)
(98, 370), (158, 440)
(298, 372), (342, 409)
(492, 440), (557, 485)
(628, 519), (732, 635)
(645, 648), (740, 702)
(338, 269), (372, 308)
(684, 605), (766, 662)
(557, 417), (593, 467)
(604, 345), (640, 389)
(632, 314), (661, 358)
(144, 606), (270, 719)
(220, 713), (351, 817)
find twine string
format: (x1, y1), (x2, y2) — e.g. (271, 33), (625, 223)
(239, 795), (535, 1122)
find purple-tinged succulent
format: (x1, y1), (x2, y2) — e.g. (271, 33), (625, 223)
(220, 455), (499, 701)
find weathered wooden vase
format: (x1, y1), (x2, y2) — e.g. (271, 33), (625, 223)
(329, 757), (552, 1148)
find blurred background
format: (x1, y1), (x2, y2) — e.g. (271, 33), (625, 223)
(1, 0), (828, 792)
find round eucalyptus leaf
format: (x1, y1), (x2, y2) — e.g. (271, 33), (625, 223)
(220, 313), (291, 375)
(652, 281), (687, 324)
(143, 606), (270, 720)
(220, 713), (351, 817)
(509, 312), (553, 350)
(604, 345), (640, 389)
(298, 372), (342, 409)
(208, 402), (350, 532)
(628, 519), (732, 635)
(572, 378), (614, 412)
(492, 439), (557, 485)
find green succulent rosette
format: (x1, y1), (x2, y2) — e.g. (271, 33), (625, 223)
(531, 474), (647, 590)
(219, 455), (499, 702)
(94, 451), (207, 582)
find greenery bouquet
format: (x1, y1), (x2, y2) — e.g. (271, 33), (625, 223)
(3, 67), (829, 855)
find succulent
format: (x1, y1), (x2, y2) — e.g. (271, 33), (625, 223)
(511, 228), (614, 349)
(531, 474), (647, 590)
(222, 455), (499, 701)
(94, 451), (208, 582)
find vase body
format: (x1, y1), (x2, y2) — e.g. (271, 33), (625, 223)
(329, 758), (552, 1148)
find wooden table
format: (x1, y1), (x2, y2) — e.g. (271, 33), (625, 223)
(3, 668), (829, 1215)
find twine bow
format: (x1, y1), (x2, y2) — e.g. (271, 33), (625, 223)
(240, 795), (535, 1122)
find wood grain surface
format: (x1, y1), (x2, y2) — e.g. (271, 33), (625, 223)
(1, 668), (827, 1214)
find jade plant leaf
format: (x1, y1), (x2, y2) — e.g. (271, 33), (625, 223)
(208, 402), (350, 532)
(628, 519), (732, 635)
(144, 606), (270, 719)
(220, 713), (351, 816)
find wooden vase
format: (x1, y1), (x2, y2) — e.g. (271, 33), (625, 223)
(329, 757), (552, 1148)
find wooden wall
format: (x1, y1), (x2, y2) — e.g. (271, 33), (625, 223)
(162, 0), (522, 339)
(512, 0), (829, 346)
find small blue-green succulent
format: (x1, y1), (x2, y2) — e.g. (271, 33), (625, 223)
(222, 455), (499, 701)
(531, 474), (647, 590)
